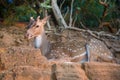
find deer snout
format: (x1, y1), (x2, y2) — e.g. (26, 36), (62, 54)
(25, 33), (34, 40)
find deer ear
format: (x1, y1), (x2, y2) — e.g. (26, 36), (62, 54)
(42, 16), (50, 25)
(30, 17), (34, 21)
(27, 17), (35, 29)
(36, 16), (40, 21)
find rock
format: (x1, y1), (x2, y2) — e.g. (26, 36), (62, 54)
(52, 62), (88, 80)
(0, 47), (49, 71)
(0, 66), (51, 80)
(84, 62), (120, 80)
(0, 50), (120, 80)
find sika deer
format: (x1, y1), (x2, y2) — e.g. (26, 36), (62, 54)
(25, 16), (50, 55)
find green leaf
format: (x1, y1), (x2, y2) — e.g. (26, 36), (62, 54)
(41, 3), (52, 9)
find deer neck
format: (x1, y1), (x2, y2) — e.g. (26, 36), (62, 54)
(34, 32), (45, 49)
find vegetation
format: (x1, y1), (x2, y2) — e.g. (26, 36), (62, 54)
(0, 0), (119, 32)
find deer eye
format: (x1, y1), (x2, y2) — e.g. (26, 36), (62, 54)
(36, 25), (39, 28)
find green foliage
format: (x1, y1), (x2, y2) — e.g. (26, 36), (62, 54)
(61, 0), (118, 28)
(3, 5), (37, 25)
(2, 0), (52, 25)
(1, 0), (119, 29)
(14, 5), (37, 22)
(41, 0), (51, 9)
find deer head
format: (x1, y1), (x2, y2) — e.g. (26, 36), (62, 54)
(25, 16), (50, 39)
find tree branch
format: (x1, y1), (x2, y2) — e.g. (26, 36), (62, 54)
(51, 0), (68, 28)
(63, 7), (69, 19)
(116, 29), (120, 35)
(60, 0), (65, 11)
(69, 0), (74, 27)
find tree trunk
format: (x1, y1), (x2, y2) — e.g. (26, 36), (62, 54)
(51, 0), (68, 28)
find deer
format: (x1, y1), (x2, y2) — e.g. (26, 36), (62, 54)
(25, 16), (90, 63)
(25, 16), (50, 56)
(25, 16), (116, 63)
